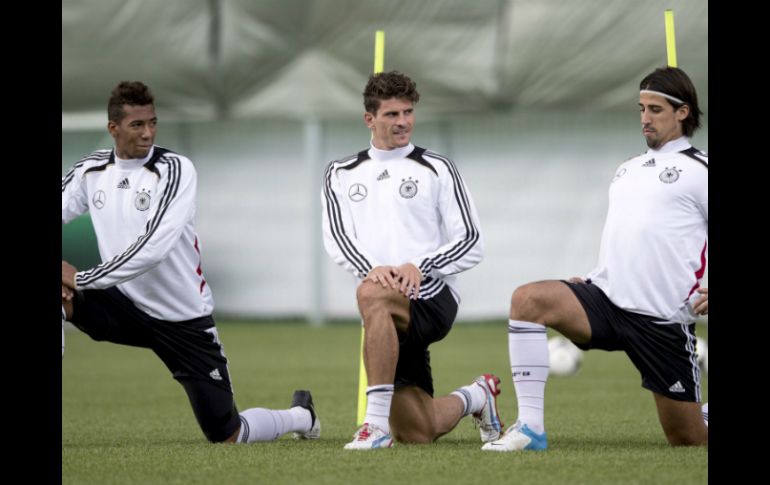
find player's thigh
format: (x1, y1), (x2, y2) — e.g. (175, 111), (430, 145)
(390, 386), (436, 443)
(513, 280), (591, 344)
(70, 288), (153, 347)
(652, 392), (708, 446)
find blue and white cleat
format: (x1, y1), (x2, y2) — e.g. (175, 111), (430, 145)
(343, 423), (393, 450)
(472, 374), (504, 442)
(481, 420), (547, 451)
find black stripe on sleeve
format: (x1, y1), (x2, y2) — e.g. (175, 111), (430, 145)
(417, 151), (480, 275)
(77, 156), (183, 286)
(406, 146), (438, 176)
(322, 155), (373, 276)
(679, 147), (708, 170)
(61, 151), (112, 192)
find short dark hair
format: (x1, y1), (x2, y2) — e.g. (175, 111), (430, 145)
(107, 81), (155, 122)
(639, 67), (702, 137)
(363, 71), (420, 114)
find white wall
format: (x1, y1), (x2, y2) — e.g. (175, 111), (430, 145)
(62, 110), (708, 320)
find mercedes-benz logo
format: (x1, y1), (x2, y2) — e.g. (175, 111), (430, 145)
(92, 190), (106, 209)
(348, 183), (368, 202)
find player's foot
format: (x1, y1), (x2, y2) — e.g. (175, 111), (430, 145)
(481, 420), (547, 452)
(343, 423), (393, 450)
(472, 373), (504, 442)
(291, 390), (320, 439)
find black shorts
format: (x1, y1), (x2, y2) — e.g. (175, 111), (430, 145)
(394, 285), (458, 397)
(71, 287), (240, 442)
(563, 281), (702, 402)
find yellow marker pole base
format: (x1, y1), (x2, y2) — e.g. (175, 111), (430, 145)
(356, 326), (367, 425)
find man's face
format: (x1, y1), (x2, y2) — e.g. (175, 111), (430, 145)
(639, 92), (688, 149)
(108, 104), (157, 159)
(364, 97), (414, 150)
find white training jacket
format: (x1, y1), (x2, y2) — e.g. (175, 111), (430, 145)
(62, 146), (214, 321)
(322, 143), (484, 302)
(587, 137), (708, 324)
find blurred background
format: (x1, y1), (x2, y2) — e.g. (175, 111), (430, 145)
(62, 0), (708, 322)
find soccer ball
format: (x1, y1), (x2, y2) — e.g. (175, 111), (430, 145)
(548, 335), (583, 376)
(695, 336), (708, 374)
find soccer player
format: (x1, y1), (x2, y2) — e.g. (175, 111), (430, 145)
(61, 81), (320, 444)
(483, 66), (708, 451)
(322, 71), (502, 449)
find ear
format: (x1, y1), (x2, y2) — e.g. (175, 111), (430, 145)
(364, 112), (375, 129)
(675, 104), (690, 122)
(107, 120), (119, 138)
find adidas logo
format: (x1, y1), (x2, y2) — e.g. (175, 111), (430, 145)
(642, 158), (656, 167)
(668, 381), (685, 393)
(376, 169), (390, 181)
(209, 368), (222, 381)
(117, 177), (131, 189)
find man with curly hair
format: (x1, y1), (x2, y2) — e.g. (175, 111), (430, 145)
(62, 81), (320, 444)
(323, 71), (502, 449)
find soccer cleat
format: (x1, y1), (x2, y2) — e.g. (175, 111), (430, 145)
(481, 420), (548, 452)
(291, 390), (321, 439)
(472, 374), (504, 442)
(343, 423), (393, 450)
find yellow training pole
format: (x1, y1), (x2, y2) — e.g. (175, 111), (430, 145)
(357, 30), (385, 426)
(664, 10), (677, 67)
(374, 30), (385, 73)
(356, 322), (367, 425)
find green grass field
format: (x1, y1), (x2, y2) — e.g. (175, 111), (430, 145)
(62, 321), (708, 484)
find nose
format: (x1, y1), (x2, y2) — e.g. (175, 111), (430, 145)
(641, 110), (651, 125)
(141, 124), (154, 139)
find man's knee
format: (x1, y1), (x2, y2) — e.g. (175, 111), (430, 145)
(392, 426), (435, 444)
(197, 406), (240, 443)
(664, 427), (708, 446)
(510, 283), (549, 323)
(356, 282), (401, 321)
(661, 417), (708, 446)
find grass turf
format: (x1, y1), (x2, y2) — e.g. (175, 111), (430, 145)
(63, 321), (708, 484)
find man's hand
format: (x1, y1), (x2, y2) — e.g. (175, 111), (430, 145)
(396, 263), (423, 300)
(693, 287), (708, 315)
(62, 284), (74, 301)
(364, 266), (400, 289)
(62, 260), (78, 290)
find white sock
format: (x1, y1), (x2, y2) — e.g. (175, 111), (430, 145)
(364, 384), (393, 432)
(236, 406), (311, 443)
(508, 319), (549, 434)
(451, 382), (487, 416)
(702, 402), (708, 427)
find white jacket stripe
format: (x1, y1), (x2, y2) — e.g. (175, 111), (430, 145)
(76, 156), (181, 285)
(322, 156), (373, 277)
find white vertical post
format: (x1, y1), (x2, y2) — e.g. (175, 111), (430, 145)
(305, 118), (324, 326)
